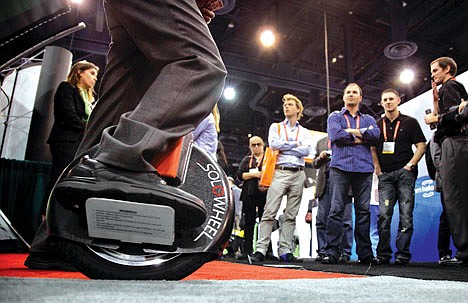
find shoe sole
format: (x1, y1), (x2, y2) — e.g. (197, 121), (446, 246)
(55, 180), (206, 228)
(24, 256), (78, 272)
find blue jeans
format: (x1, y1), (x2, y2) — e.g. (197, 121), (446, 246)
(376, 168), (416, 260)
(325, 168), (373, 260)
(316, 177), (353, 256)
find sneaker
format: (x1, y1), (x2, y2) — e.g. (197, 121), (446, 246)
(315, 253), (325, 262)
(439, 255), (463, 265)
(374, 256), (391, 265)
(265, 252), (278, 261)
(55, 157), (206, 228)
(279, 253), (302, 263)
(394, 255), (410, 265)
(321, 255), (338, 264)
(24, 252), (77, 272)
(249, 251), (265, 263)
(358, 256), (379, 265)
(338, 254), (350, 263)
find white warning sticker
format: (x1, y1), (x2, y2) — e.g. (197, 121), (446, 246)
(85, 198), (175, 246)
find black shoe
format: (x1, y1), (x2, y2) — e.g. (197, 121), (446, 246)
(338, 254), (350, 263)
(321, 255), (338, 264)
(438, 255), (463, 265)
(279, 253), (303, 263)
(374, 256), (391, 265)
(24, 252), (77, 272)
(315, 253), (325, 262)
(55, 158), (206, 228)
(235, 252), (249, 260)
(394, 255), (410, 265)
(249, 251), (265, 263)
(265, 252), (278, 261)
(359, 256), (378, 265)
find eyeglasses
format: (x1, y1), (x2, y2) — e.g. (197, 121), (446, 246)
(250, 143), (262, 147)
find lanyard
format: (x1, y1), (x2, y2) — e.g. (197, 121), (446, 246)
(249, 153), (263, 168)
(382, 119), (401, 142)
(283, 121), (300, 141)
(344, 114), (360, 129)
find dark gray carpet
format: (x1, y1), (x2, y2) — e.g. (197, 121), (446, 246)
(224, 256), (468, 282)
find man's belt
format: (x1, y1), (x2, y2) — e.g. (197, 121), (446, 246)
(275, 165), (304, 171)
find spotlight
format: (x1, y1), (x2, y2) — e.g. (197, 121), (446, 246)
(223, 87), (236, 100)
(399, 69), (415, 84)
(259, 29), (276, 48)
(331, 57), (337, 63)
(71, 0), (84, 3)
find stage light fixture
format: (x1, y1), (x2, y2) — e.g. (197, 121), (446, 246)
(259, 29), (276, 48)
(223, 87), (236, 100)
(399, 69), (415, 84)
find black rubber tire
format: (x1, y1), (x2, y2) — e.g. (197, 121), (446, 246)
(57, 239), (215, 280)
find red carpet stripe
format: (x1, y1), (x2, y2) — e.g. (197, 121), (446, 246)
(0, 253), (362, 280)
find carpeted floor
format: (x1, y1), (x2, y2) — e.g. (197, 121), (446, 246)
(0, 253), (359, 280)
(2, 253), (468, 302)
(223, 256), (468, 282)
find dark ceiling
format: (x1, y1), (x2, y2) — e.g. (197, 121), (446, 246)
(29, 0), (468, 171)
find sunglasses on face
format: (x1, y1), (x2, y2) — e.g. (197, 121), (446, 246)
(251, 143), (262, 147)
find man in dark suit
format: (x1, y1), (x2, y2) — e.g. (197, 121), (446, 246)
(313, 136), (353, 263)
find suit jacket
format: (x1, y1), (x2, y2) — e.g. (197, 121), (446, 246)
(48, 82), (88, 144)
(312, 136), (330, 198)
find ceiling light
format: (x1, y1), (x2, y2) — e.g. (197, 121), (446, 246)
(71, 0), (84, 3)
(399, 69), (415, 84)
(223, 87), (236, 100)
(259, 29), (276, 48)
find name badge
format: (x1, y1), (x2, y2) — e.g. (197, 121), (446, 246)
(249, 168), (259, 173)
(382, 142), (395, 154)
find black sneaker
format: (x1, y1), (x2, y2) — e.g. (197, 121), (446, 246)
(24, 252), (77, 272)
(359, 256), (378, 265)
(394, 255), (410, 265)
(55, 157), (206, 228)
(374, 256), (391, 265)
(315, 253), (325, 262)
(279, 253), (302, 263)
(265, 252), (278, 261)
(439, 255), (463, 265)
(338, 254), (350, 263)
(248, 251), (265, 263)
(321, 255), (338, 264)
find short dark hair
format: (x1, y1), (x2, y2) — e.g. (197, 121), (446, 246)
(381, 88), (400, 98)
(343, 82), (362, 96)
(431, 57), (458, 76)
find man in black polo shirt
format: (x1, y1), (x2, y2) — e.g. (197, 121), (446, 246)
(372, 88), (426, 265)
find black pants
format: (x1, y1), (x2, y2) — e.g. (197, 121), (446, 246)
(439, 136), (468, 260)
(40, 140), (81, 215)
(242, 194), (266, 254)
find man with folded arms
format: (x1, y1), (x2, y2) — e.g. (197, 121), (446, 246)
(250, 94), (312, 263)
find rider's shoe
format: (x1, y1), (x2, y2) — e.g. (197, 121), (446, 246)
(55, 157), (207, 228)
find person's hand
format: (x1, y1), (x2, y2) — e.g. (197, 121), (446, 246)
(199, 7), (215, 23)
(374, 166), (382, 176)
(432, 80), (439, 102)
(254, 171), (263, 179)
(305, 211), (312, 224)
(459, 99), (467, 113)
(319, 150), (329, 159)
(424, 112), (438, 125)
